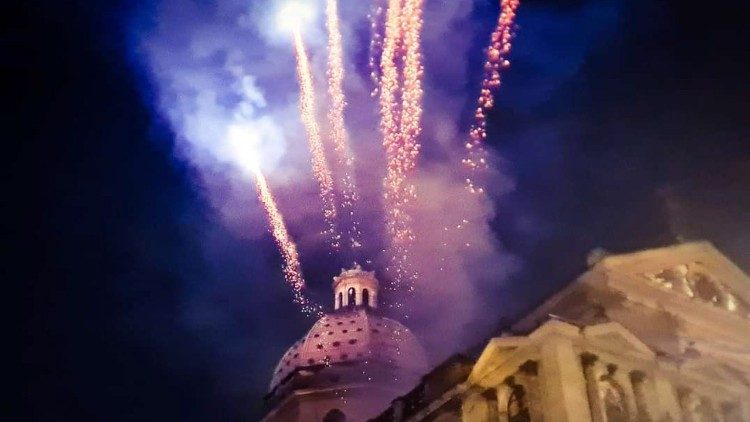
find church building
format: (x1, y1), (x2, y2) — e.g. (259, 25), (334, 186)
(266, 242), (750, 421)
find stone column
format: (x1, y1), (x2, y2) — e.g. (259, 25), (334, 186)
(581, 353), (607, 422)
(610, 365), (638, 421)
(517, 361), (544, 422)
(629, 371), (654, 422)
(651, 373), (682, 422)
(538, 333), (592, 422)
(496, 384), (512, 422)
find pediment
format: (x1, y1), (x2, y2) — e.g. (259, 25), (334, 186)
(597, 242), (750, 320)
(582, 322), (655, 358)
(681, 360), (750, 388)
(469, 337), (530, 384)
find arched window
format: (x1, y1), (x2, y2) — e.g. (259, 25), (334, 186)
(338, 292), (343, 309)
(347, 287), (356, 306)
(323, 408), (346, 422)
(508, 385), (530, 422)
(362, 289), (370, 307)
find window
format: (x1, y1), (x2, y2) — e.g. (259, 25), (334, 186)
(348, 287), (356, 306)
(362, 289), (370, 306)
(338, 292), (343, 308)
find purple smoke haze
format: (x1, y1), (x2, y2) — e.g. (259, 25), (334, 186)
(133, 0), (525, 365)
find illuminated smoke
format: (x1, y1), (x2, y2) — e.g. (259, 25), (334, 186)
(292, 28), (341, 249)
(325, 0), (363, 250)
(253, 167), (323, 317)
(463, 0), (520, 194)
(379, 0), (425, 300)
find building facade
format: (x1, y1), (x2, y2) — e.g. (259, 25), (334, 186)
(374, 242), (750, 422)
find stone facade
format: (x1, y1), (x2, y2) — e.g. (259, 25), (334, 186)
(373, 242), (750, 422)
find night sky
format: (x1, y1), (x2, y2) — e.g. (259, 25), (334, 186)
(12, 0), (749, 420)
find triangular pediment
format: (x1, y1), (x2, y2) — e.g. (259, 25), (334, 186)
(513, 242), (750, 355)
(682, 359), (750, 388)
(598, 242), (750, 315)
(582, 322), (655, 358)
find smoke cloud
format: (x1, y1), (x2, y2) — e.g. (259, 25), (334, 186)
(133, 0), (518, 372)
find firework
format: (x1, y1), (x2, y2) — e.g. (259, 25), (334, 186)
(368, 0), (386, 97)
(292, 28), (341, 248)
(399, 0), (424, 175)
(379, 0), (407, 266)
(378, 0), (425, 295)
(325, 0), (363, 249)
(253, 167), (323, 317)
(463, 0), (520, 194)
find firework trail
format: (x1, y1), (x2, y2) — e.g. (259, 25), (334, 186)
(368, 0), (386, 97)
(379, 0), (408, 291)
(399, 0), (424, 176)
(378, 0), (425, 297)
(463, 0), (520, 194)
(253, 167), (323, 317)
(292, 28), (341, 249)
(325, 0), (362, 250)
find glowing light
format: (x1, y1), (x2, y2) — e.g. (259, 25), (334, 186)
(227, 123), (261, 174)
(463, 0), (520, 193)
(292, 27), (341, 248)
(276, 2), (317, 32)
(325, 0), (363, 250)
(253, 167), (323, 317)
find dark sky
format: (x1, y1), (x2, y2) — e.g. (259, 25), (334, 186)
(11, 0), (748, 420)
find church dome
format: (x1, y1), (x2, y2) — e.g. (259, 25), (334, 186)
(269, 266), (428, 391)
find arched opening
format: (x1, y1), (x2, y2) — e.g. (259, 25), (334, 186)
(338, 292), (343, 309)
(362, 289), (370, 307)
(508, 385), (530, 422)
(347, 287), (356, 306)
(323, 408), (347, 422)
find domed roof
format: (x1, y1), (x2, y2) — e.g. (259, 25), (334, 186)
(270, 307), (428, 391)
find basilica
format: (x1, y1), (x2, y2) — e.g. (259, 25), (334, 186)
(264, 242), (750, 421)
